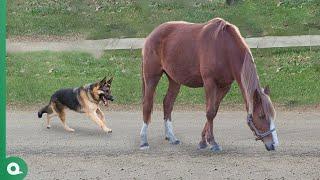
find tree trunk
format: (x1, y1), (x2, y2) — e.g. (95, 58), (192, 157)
(226, 0), (235, 5)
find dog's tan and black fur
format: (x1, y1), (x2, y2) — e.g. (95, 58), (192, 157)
(38, 77), (114, 132)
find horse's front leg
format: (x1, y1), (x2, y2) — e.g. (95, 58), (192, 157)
(199, 122), (209, 149)
(199, 82), (231, 152)
(163, 76), (181, 145)
(199, 107), (221, 151)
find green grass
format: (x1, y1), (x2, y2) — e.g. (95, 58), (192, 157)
(7, 0), (320, 39)
(6, 48), (320, 107)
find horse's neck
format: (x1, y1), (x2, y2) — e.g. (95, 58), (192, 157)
(238, 52), (261, 114)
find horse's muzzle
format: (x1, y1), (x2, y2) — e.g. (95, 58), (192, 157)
(265, 143), (276, 151)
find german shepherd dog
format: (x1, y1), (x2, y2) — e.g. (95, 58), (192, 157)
(38, 77), (114, 133)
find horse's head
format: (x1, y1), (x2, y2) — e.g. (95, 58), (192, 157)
(248, 86), (278, 151)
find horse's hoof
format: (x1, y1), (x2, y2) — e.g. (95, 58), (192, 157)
(140, 143), (149, 150)
(165, 137), (170, 141)
(210, 144), (222, 152)
(198, 142), (208, 149)
(170, 140), (180, 145)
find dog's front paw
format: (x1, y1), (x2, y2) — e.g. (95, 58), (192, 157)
(106, 128), (112, 133)
(103, 126), (112, 133)
(65, 127), (75, 132)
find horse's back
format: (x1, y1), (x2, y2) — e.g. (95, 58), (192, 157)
(143, 21), (203, 55)
(144, 18), (226, 54)
(143, 18), (237, 87)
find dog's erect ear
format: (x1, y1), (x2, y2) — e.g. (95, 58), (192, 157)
(107, 77), (113, 85)
(264, 85), (270, 95)
(99, 76), (107, 86)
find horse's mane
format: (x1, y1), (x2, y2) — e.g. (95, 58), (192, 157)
(211, 18), (249, 51)
(212, 18), (273, 115)
(240, 52), (261, 114)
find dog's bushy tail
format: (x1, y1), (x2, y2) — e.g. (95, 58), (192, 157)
(38, 105), (51, 118)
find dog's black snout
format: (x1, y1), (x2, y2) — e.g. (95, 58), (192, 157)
(108, 95), (114, 101)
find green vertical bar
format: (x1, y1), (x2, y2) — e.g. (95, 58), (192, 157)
(0, 0), (6, 161)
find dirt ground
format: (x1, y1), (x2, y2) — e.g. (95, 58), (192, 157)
(6, 110), (320, 179)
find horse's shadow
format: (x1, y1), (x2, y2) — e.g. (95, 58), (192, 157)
(145, 138), (280, 158)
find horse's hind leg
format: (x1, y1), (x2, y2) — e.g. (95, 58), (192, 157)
(140, 62), (163, 150)
(199, 82), (230, 151)
(163, 75), (181, 145)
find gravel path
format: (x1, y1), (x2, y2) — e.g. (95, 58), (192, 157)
(7, 110), (320, 179)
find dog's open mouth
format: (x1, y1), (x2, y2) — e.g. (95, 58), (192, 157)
(101, 95), (114, 106)
(102, 96), (108, 106)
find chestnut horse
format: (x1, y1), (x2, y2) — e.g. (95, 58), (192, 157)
(140, 18), (278, 151)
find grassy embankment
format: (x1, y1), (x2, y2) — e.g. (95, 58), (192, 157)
(7, 0), (320, 39)
(7, 48), (320, 107)
(6, 0), (320, 108)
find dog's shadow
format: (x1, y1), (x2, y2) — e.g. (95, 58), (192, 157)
(45, 123), (112, 138)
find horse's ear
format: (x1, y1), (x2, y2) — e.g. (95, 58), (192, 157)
(264, 85), (270, 95)
(253, 89), (261, 105)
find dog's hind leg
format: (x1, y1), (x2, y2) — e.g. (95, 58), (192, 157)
(54, 102), (75, 132)
(46, 113), (57, 129)
(46, 104), (56, 129)
(58, 111), (75, 132)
